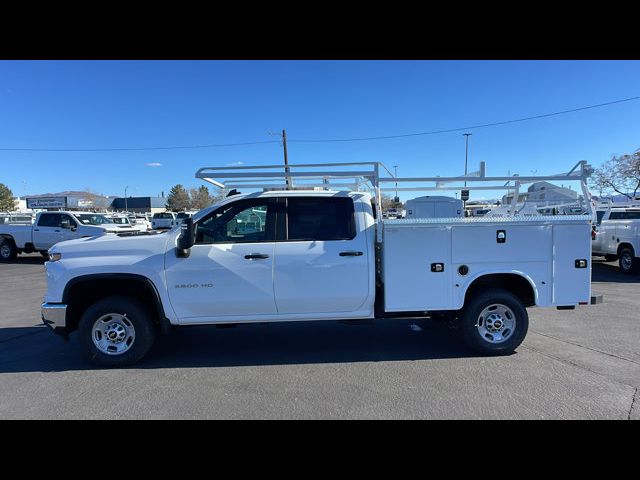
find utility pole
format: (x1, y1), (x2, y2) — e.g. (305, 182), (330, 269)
(393, 165), (399, 203)
(282, 129), (292, 189)
(124, 186), (128, 213)
(462, 133), (472, 211)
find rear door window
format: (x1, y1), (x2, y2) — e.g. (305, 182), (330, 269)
(609, 211), (640, 220)
(286, 197), (356, 241)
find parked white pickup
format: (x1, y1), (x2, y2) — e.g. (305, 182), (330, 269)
(41, 182), (599, 366)
(592, 205), (640, 274)
(151, 212), (177, 230)
(0, 211), (137, 261)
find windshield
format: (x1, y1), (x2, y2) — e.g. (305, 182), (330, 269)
(154, 213), (174, 219)
(110, 217), (130, 224)
(76, 214), (114, 225)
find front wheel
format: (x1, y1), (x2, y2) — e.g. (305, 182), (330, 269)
(78, 296), (156, 367)
(618, 247), (639, 275)
(459, 288), (529, 355)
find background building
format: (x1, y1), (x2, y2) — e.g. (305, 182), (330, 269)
(502, 181), (579, 206)
(22, 191), (112, 211)
(111, 196), (166, 214)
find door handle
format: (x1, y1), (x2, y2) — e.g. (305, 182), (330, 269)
(339, 251), (363, 256)
(244, 253), (270, 259)
(34, 229), (39, 231)
(54, 230), (60, 232)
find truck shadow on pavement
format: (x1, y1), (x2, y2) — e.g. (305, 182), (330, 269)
(0, 257), (45, 265)
(592, 260), (640, 283)
(0, 319), (479, 373)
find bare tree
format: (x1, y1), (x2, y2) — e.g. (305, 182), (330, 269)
(380, 193), (404, 211)
(592, 149), (640, 199)
(189, 186), (221, 210)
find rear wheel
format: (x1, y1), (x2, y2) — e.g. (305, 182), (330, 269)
(40, 251), (50, 260)
(619, 247), (639, 275)
(0, 240), (17, 262)
(78, 295), (156, 367)
(459, 288), (528, 355)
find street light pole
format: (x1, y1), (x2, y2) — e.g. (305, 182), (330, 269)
(124, 186), (128, 213)
(463, 133), (472, 186)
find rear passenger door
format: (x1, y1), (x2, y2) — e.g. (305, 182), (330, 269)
(273, 196), (370, 315)
(33, 213), (63, 250)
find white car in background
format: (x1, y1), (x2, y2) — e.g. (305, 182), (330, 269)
(108, 213), (151, 233)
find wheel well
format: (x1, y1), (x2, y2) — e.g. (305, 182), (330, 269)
(617, 243), (635, 256)
(0, 234), (16, 245)
(465, 273), (536, 307)
(64, 276), (166, 333)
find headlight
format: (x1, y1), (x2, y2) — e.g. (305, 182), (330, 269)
(49, 252), (62, 262)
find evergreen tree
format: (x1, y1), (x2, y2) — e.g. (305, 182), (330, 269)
(166, 184), (191, 211)
(0, 183), (17, 212)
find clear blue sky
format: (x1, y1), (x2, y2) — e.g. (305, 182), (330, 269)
(1, 60), (639, 202)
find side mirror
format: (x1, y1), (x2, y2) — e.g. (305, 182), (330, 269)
(60, 219), (71, 229)
(176, 217), (194, 258)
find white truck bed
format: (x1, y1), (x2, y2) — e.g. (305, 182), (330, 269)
(382, 215), (592, 311)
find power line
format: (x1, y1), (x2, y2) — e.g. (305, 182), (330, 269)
(288, 96), (640, 143)
(0, 140), (280, 152)
(0, 96), (637, 152)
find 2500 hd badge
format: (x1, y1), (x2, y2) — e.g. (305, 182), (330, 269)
(174, 283), (214, 289)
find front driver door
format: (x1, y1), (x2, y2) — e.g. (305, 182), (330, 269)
(165, 198), (278, 322)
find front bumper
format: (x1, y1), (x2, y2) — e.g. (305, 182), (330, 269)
(41, 302), (68, 337)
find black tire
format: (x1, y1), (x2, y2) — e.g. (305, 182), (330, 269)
(0, 239), (17, 262)
(459, 288), (529, 356)
(618, 247), (639, 275)
(40, 251), (50, 261)
(78, 295), (157, 367)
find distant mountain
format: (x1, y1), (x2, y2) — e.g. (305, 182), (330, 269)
(21, 191), (109, 199)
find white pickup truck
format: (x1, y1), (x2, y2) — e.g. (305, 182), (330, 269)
(40, 161), (601, 366)
(151, 212), (178, 230)
(592, 204), (640, 274)
(0, 211), (138, 261)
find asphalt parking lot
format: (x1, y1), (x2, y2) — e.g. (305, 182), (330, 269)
(0, 254), (638, 419)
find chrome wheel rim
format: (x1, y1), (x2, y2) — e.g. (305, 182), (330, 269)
(92, 313), (135, 355)
(0, 244), (10, 259)
(476, 303), (516, 344)
(621, 253), (633, 271)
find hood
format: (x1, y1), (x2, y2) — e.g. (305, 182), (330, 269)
(101, 224), (139, 232)
(50, 230), (175, 259)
